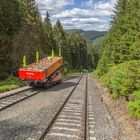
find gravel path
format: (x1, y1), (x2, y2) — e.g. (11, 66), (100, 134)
(88, 75), (126, 140)
(0, 76), (80, 140)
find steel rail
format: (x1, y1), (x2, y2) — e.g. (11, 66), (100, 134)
(0, 75), (80, 101)
(37, 74), (84, 140)
(0, 87), (32, 100)
(84, 74), (88, 140)
(0, 89), (42, 112)
(0, 75), (81, 113)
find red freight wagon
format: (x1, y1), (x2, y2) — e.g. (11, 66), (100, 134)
(19, 57), (63, 87)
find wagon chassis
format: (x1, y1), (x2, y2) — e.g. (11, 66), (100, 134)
(29, 69), (62, 88)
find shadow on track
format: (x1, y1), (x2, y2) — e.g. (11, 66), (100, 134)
(47, 81), (77, 92)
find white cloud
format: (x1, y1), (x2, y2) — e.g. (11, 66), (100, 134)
(35, 0), (117, 31)
(61, 18), (107, 31)
(61, 17), (103, 26)
(35, 0), (74, 18)
(62, 22), (109, 31)
(95, 2), (112, 10)
(71, 17), (103, 23)
(52, 8), (113, 19)
(82, 0), (116, 10)
(51, 8), (112, 31)
(36, 0), (74, 9)
(94, 0), (116, 10)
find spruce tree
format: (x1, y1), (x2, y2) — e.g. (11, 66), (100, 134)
(53, 20), (66, 53)
(97, 0), (140, 76)
(0, 0), (22, 79)
(44, 11), (56, 54)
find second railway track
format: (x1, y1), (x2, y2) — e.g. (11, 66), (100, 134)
(0, 75), (81, 113)
(0, 88), (42, 112)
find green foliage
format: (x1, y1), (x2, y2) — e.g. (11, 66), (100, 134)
(0, 0), (22, 36)
(97, 0), (140, 76)
(87, 43), (102, 69)
(43, 11), (55, 54)
(0, 0), (23, 79)
(92, 36), (104, 46)
(127, 91), (140, 119)
(95, 0), (140, 119)
(0, 0), (45, 79)
(0, 76), (26, 92)
(53, 19), (66, 54)
(100, 60), (140, 99)
(64, 33), (88, 71)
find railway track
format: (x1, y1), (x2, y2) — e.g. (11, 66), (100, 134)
(0, 87), (32, 100)
(0, 88), (42, 112)
(0, 75), (80, 113)
(0, 74), (123, 140)
(33, 74), (92, 140)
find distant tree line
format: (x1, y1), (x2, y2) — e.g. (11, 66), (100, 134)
(0, 0), (98, 80)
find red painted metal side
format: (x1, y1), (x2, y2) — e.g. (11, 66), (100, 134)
(18, 57), (63, 81)
(18, 70), (45, 81)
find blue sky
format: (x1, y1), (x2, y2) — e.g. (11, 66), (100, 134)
(35, 0), (117, 31)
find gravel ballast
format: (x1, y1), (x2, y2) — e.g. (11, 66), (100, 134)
(0, 74), (127, 140)
(0, 76), (80, 140)
(88, 75), (127, 140)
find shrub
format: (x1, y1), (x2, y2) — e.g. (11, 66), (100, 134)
(127, 91), (140, 119)
(0, 76), (26, 92)
(100, 60), (140, 99)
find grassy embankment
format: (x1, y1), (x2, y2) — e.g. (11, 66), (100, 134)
(95, 60), (140, 119)
(0, 76), (27, 93)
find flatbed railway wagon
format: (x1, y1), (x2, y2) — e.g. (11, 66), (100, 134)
(18, 57), (63, 87)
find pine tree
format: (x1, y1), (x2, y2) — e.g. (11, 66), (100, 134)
(44, 12), (52, 30)
(12, 0), (44, 72)
(53, 20), (66, 54)
(0, 0), (22, 79)
(65, 34), (88, 70)
(43, 11), (56, 54)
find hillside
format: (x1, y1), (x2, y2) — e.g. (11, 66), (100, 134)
(92, 36), (104, 45)
(66, 29), (107, 42)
